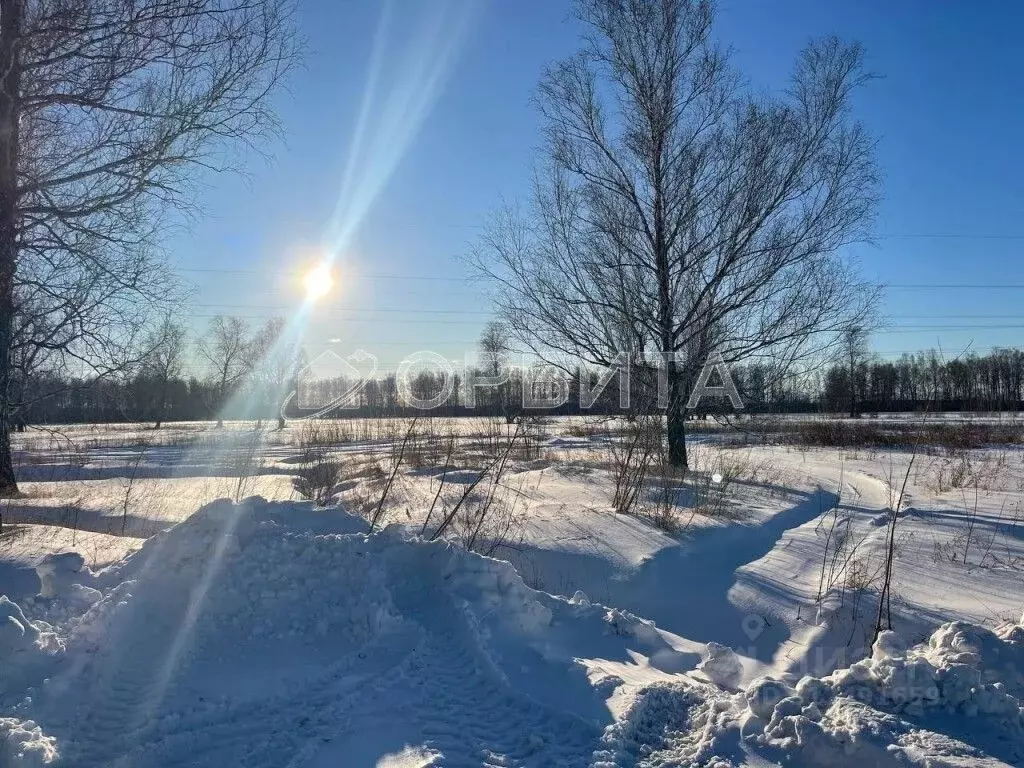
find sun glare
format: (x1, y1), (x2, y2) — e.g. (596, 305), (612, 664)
(304, 263), (334, 302)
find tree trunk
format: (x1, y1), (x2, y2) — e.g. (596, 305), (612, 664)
(665, 357), (688, 469)
(0, 0), (22, 497)
(654, 217), (686, 467)
(155, 379), (167, 429)
(849, 356), (858, 419)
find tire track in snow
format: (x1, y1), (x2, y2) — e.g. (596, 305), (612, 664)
(29, 527), (605, 767)
(292, 546), (603, 767)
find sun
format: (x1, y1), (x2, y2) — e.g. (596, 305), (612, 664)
(304, 263), (334, 302)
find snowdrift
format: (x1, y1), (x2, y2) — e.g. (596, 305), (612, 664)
(0, 498), (691, 767)
(2, 496), (1022, 767)
(596, 622), (1024, 766)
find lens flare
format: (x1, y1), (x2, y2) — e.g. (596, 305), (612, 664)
(322, 0), (479, 260)
(134, 6), (481, 716)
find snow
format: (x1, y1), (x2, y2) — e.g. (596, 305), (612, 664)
(594, 614), (1024, 766)
(747, 618), (1024, 765)
(698, 642), (743, 689)
(4, 491), (1022, 765)
(1, 417), (1023, 765)
(35, 553), (92, 600)
(0, 498), (708, 766)
(0, 719), (59, 767)
(0, 596), (44, 661)
(745, 677), (794, 720)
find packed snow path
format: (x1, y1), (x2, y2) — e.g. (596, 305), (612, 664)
(509, 487), (841, 670)
(611, 489), (839, 663)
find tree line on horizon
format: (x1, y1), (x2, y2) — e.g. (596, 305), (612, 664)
(14, 313), (1024, 425)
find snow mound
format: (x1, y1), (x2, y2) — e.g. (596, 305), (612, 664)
(0, 596), (61, 697)
(699, 642), (743, 689)
(35, 552), (93, 600)
(745, 620), (1024, 766)
(594, 618), (1024, 766)
(593, 682), (742, 767)
(2, 497), (698, 767)
(0, 596), (43, 658)
(0, 718), (58, 767)
(813, 622), (1024, 720)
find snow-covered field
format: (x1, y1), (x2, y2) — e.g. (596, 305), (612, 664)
(2, 417), (1022, 766)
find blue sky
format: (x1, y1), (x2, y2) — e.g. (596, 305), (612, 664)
(171, 0), (1024, 371)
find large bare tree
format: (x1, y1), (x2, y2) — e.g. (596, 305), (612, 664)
(472, 0), (880, 468)
(0, 0), (298, 494)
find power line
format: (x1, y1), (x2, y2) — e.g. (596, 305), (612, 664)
(887, 283), (1024, 289)
(182, 308), (1024, 332)
(190, 227), (1024, 240)
(876, 233), (1024, 240)
(876, 325), (1024, 332)
(175, 263), (1024, 291)
(890, 315), (1024, 319)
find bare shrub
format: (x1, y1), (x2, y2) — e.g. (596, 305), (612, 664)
(514, 416), (547, 461)
(441, 464), (533, 557)
(645, 468), (688, 534)
(340, 461), (387, 518)
(608, 416), (662, 514)
(230, 427), (266, 502)
(809, 470), (887, 634)
(294, 420), (353, 454)
(292, 453), (343, 506)
(405, 419), (458, 470)
(673, 446), (754, 522)
(845, 556), (876, 592)
(935, 453), (974, 492)
(565, 418), (605, 439)
(369, 418), (419, 532)
(115, 443), (149, 535)
(477, 416), (514, 458)
(428, 422), (524, 554)
(420, 438), (458, 537)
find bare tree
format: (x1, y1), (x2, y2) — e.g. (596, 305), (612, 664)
(142, 318), (187, 428)
(480, 321), (511, 378)
(197, 315), (254, 427)
(843, 325), (870, 418)
(0, 0), (299, 495)
(472, 0), (879, 468)
(248, 317), (301, 428)
(479, 320), (516, 422)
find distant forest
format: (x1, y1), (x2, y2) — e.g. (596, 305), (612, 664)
(15, 339), (1024, 426)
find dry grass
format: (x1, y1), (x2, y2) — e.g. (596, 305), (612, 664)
(756, 419), (1024, 450)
